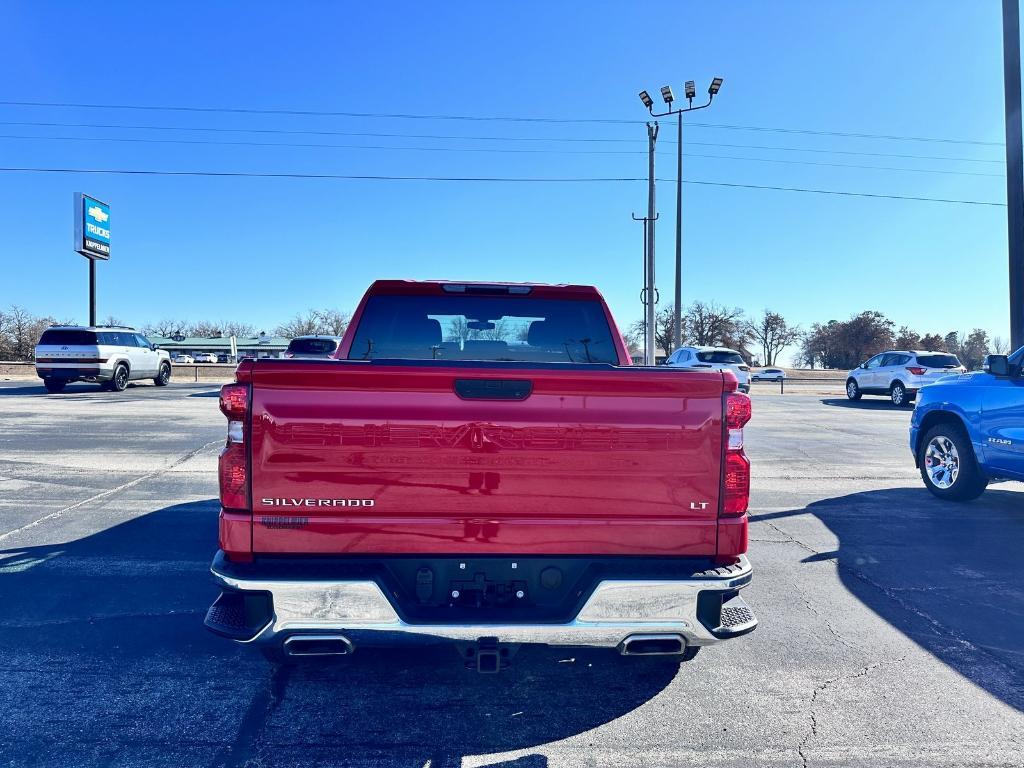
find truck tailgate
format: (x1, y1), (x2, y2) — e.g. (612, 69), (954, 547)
(248, 361), (725, 556)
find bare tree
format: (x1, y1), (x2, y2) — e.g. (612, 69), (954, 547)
(992, 336), (1010, 355)
(745, 310), (801, 366)
(0, 306), (56, 361)
(316, 309), (350, 337)
(626, 305), (678, 358)
(221, 321), (256, 338)
(101, 315), (123, 327)
(686, 301), (751, 359)
(142, 319), (190, 337)
(275, 309), (350, 337)
(190, 320), (224, 338)
(894, 326), (921, 350)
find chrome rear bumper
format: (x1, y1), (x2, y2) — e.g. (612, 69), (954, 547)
(207, 552), (756, 651)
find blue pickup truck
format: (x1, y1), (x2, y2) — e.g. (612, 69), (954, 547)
(910, 345), (1024, 501)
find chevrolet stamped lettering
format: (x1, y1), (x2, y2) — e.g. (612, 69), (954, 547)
(260, 498), (375, 507)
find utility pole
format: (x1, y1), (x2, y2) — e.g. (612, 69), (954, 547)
(633, 212), (659, 363)
(645, 121), (659, 365)
(1004, 0), (1024, 350)
(638, 78), (724, 353)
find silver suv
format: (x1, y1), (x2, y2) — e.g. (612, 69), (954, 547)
(664, 346), (751, 392)
(34, 326), (172, 393)
(846, 350), (965, 406)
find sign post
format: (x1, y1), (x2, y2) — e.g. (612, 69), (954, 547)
(73, 193), (111, 326)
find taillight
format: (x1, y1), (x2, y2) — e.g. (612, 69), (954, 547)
(220, 384), (248, 420)
(218, 383), (249, 510)
(723, 451), (751, 515)
(906, 367), (926, 376)
(219, 443), (248, 510)
(726, 392), (752, 430)
(722, 392), (752, 517)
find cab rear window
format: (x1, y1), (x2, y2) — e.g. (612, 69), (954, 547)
(696, 351), (745, 365)
(916, 354), (961, 368)
(38, 330), (97, 346)
(348, 295), (618, 363)
(287, 338), (338, 355)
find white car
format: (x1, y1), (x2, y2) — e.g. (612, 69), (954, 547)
(192, 352), (217, 363)
(846, 350), (966, 406)
(172, 354), (195, 365)
(34, 326), (171, 393)
(752, 367), (787, 382)
(664, 346), (751, 393)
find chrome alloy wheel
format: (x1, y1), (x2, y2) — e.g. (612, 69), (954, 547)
(924, 436), (960, 489)
(847, 381), (858, 398)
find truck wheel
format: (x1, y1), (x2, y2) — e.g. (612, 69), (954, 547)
(846, 379), (862, 401)
(154, 362), (171, 387)
(919, 423), (987, 501)
(110, 364), (129, 392)
(43, 378), (66, 393)
(890, 381), (909, 407)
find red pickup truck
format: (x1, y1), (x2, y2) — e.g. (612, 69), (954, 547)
(205, 280), (756, 671)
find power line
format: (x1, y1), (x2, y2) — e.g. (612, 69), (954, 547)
(0, 133), (1002, 177)
(0, 166), (1006, 206)
(0, 99), (1003, 146)
(0, 120), (1004, 164)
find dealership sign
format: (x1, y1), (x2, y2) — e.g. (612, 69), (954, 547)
(74, 193), (110, 260)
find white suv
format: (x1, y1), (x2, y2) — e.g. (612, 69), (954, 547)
(34, 326), (172, 393)
(846, 350), (965, 406)
(664, 346), (751, 392)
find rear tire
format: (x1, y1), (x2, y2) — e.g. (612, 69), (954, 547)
(846, 379), (862, 400)
(110, 364), (129, 392)
(919, 423), (987, 501)
(43, 378), (66, 393)
(890, 381), (909, 407)
(154, 362), (171, 386)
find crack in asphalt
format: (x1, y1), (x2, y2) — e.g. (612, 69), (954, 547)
(0, 439), (221, 544)
(797, 656), (907, 768)
(753, 516), (1024, 703)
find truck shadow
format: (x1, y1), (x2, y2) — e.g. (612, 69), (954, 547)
(0, 500), (677, 767)
(752, 485), (1024, 712)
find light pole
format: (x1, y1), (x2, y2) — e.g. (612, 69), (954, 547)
(1003, 0), (1024, 350)
(639, 77), (723, 352)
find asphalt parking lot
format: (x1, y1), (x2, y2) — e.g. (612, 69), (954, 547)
(0, 379), (1021, 767)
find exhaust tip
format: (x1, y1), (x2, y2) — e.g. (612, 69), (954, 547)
(282, 634), (354, 657)
(619, 633), (686, 656)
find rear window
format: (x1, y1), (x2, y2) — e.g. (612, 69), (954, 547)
(38, 329), (97, 346)
(287, 338), (338, 355)
(696, 350), (745, 365)
(915, 354), (961, 368)
(348, 295), (619, 363)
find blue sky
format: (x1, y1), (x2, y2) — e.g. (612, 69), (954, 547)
(1, 1), (1013, 351)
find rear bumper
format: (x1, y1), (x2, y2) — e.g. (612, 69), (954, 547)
(205, 551), (757, 651)
(36, 366), (112, 381)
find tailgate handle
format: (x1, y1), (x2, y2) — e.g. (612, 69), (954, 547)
(454, 379), (533, 401)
